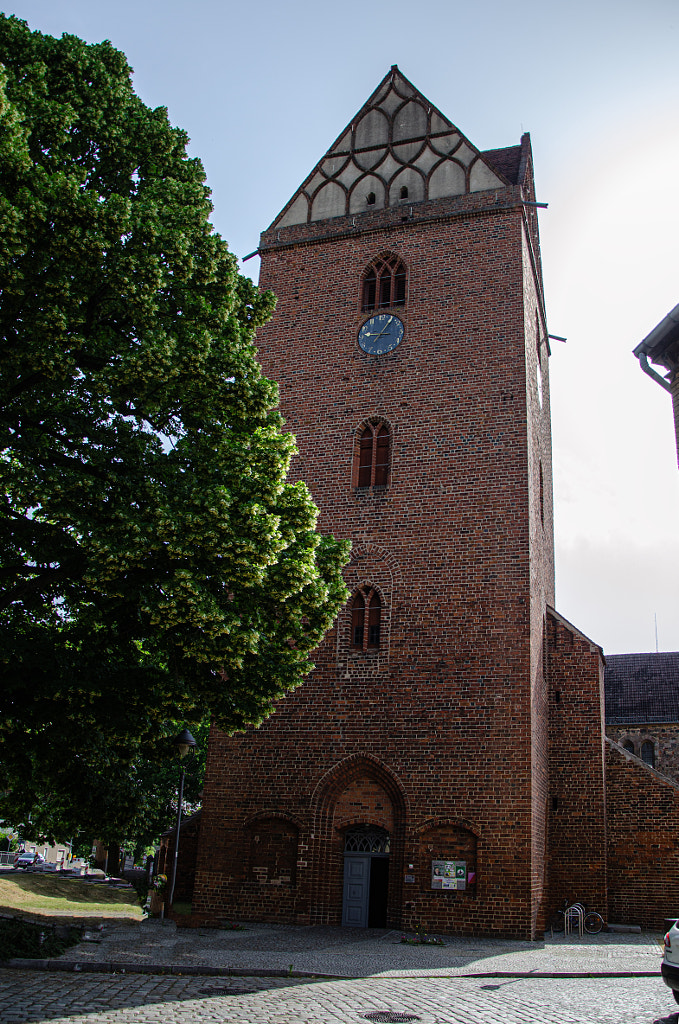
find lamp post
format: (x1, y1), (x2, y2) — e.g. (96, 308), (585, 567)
(167, 728), (197, 910)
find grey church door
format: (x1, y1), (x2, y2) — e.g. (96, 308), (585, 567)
(341, 826), (390, 928)
(342, 855), (370, 926)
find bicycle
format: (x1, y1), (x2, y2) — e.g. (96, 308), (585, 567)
(550, 901), (605, 935)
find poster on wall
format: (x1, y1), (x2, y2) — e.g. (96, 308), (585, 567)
(431, 860), (466, 890)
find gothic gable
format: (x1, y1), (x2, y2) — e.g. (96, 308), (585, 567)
(271, 65), (508, 229)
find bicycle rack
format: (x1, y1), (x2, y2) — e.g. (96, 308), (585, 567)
(565, 902), (584, 937)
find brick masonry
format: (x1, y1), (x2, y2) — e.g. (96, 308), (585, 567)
(606, 738), (679, 930)
(546, 610), (608, 922)
(189, 74), (679, 938)
(191, 113), (557, 939)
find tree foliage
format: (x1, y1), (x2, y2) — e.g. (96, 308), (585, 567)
(0, 16), (349, 842)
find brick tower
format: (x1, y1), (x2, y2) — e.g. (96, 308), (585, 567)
(192, 66), (590, 939)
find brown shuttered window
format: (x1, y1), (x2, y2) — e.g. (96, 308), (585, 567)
(368, 593), (381, 647)
(362, 269), (376, 313)
(350, 586), (382, 652)
(355, 422), (390, 489)
(351, 592), (365, 648)
(361, 254), (407, 312)
(374, 426), (389, 486)
(358, 431), (373, 488)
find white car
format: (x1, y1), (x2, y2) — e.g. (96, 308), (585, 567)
(662, 920), (679, 1004)
(14, 851), (45, 869)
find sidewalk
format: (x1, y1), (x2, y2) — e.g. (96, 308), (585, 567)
(7, 921), (665, 980)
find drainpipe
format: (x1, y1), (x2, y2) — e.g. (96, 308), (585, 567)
(636, 350), (671, 393)
(634, 344), (679, 469)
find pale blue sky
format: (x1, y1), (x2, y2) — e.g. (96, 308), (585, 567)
(5, 0), (679, 653)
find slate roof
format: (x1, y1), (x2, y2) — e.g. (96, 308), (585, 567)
(605, 652), (679, 724)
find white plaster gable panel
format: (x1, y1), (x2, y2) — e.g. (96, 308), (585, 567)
(392, 100), (428, 142)
(393, 140), (426, 164)
(355, 108), (389, 149)
(470, 159), (504, 192)
(306, 171), (326, 196)
(431, 132), (461, 156)
(311, 181), (346, 221)
(414, 146), (442, 174)
(332, 129), (352, 155)
(336, 161), (363, 189)
(374, 152), (401, 182)
(428, 160), (466, 199)
(389, 167), (425, 204)
(269, 66), (513, 229)
(376, 87), (405, 117)
(430, 111), (451, 134)
(454, 142), (476, 167)
(322, 155), (350, 176)
(373, 80), (390, 104)
(355, 146), (388, 171)
(349, 175), (385, 213)
(277, 193), (309, 228)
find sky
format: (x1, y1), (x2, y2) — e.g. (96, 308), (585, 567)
(4, 0), (679, 655)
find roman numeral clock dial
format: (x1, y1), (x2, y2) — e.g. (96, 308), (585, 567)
(358, 314), (404, 355)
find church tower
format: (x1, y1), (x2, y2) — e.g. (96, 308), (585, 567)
(193, 66), (562, 938)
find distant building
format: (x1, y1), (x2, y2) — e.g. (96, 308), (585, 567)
(605, 652), (679, 783)
(633, 305), (679, 467)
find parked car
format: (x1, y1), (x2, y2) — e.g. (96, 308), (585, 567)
(662, 920), (679, 1004)
(14, 851), (45, 869)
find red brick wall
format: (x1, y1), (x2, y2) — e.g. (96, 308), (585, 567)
(606, 738), (679, 930)
(193, 163), (555, 938)
(546, 610), (608, 922)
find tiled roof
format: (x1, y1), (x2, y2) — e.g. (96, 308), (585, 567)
(482, 146), (522, 185)
(605, 652), (679, 723)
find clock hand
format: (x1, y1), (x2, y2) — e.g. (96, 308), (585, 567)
(373, 317), (394, 340)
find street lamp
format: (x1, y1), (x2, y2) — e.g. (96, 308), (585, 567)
(167, 728), (197, 910)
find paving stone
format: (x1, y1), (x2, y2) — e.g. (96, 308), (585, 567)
(0, 970), (676, 1023)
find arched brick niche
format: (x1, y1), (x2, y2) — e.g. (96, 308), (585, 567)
(244, 816), (299, 887)
(308, 754), (407, 926)
(416, 819), (479, 896)
(337, 542), (400, 675)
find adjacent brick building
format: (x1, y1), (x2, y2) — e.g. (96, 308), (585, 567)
(605, 652), (679, 783)
(190, 67), (679, 936)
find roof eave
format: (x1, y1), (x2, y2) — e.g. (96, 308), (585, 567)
(633, 302), (679, 369)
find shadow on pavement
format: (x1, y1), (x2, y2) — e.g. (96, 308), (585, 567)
(0, 970), (322, 1024)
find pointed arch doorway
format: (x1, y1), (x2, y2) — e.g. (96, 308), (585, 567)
(341, 825), (390, 927)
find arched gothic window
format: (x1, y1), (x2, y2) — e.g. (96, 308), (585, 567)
(351, 586), (382, 651)
(362, 255), (406, 312)
(622, 739), (634, 753)
(641, 740), (655, 767)
(356, 421), (390, 489)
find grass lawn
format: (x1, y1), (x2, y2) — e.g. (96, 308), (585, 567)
(0, 872), (143, 922)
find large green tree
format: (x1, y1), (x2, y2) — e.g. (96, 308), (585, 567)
(0, 16), (349, 842)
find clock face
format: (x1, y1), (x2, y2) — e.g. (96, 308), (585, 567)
(358, 314), (404, 355)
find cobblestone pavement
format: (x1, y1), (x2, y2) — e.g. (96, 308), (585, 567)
(50, 921), (665, 978)
(1, 968), (678, 1024)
